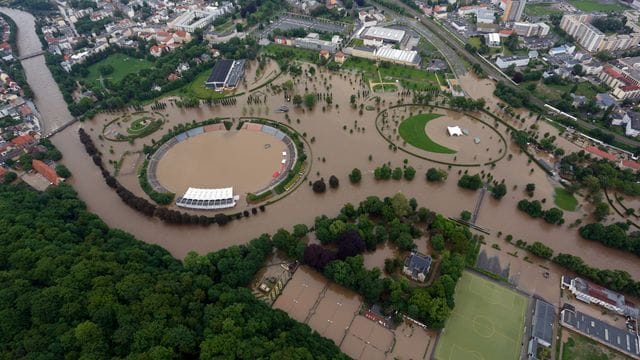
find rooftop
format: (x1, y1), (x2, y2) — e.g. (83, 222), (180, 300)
(532, 299), (555, 346)
(404, 252), (432, 278)
(363, 26), (405, 42)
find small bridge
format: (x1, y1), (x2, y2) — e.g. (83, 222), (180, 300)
(18, 50), (46, 60)
(471, 186), (487, 224)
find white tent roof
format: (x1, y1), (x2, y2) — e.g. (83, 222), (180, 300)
(447, 126), (463, 136)
(182, 187), (233, 200)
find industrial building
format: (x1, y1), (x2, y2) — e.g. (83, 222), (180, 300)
(361, 26), (406, 47)
(205, 59), (246, 91)
(294, 33), (341, 53)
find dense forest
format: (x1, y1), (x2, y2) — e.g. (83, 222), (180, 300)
(0, 183), (346, 358)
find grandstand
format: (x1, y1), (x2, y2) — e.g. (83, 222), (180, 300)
(176, 187), (239, 210)
(205, 59), (246, 91)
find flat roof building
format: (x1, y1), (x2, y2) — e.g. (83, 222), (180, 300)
(373, 47), (421, 67)
(176, 187), (239, 210)
(205, 59), (246, 91)
(362, 26), (406, 47)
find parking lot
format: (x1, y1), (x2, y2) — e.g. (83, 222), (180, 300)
(257, 14), (349, 39)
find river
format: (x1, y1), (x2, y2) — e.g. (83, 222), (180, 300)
(4, 6), (640, 283)
(0, 7), (73, 134)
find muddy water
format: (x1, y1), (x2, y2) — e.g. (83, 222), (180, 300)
(48, 64), (640, 280)
(156, 130), (286, 197)
(0, 7), (73, 133)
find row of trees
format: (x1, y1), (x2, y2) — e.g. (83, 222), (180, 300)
(517, 199), (565, 225)
(79, 128), (265, 225)
(373, 164), (416, 181)
(579, 222), (640, 257)
(0, 182), (345, 358)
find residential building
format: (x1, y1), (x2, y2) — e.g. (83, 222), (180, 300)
(611, 111), (640, 137)
(496, 55), (530, 68)
(598, 58), (640, 100)
(32, 159), (60, 185)
(548, 44), (576, 56)
(513, 22), (550, 37)
(402, 252), (432, 282)
(501, 0), (527, 22)
(334, 51), (346, 64)
(560, 14), (640, 53)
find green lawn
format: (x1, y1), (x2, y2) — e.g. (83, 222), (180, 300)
(533, 81), (601, 103)
(82, 53), (153, 88)
(398, 113), (456, 154)
(568, 0), (629, 12)
(435, 271), (527, 360)
(554, 187), (578, 211)
(562, 332), (629, 360)
(525, 3), (562, 16)
(342, 57), (439, 91)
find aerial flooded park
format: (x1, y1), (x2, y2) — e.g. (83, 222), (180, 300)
(5, 2), (640, 359)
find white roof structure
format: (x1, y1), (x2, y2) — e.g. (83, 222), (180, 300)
(374, 47), (420, 64)
(183, 187), (233, 200)
(447, 126), (463, 136)
(176, 187), (238, 210)
(363, 26), (406, 43)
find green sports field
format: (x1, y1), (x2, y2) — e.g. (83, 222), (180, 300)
(398, 113), (456, 154)
(435, 271), (528, 360)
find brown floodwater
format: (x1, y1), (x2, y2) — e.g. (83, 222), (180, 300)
(47, 62), (640, 279)
(156, 129), (286, 198)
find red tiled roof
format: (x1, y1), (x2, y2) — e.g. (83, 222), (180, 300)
(10, 134), (34, 146)
(585, 145), (617, 161)
(604, 66), (621, 78)
(32, 159), (59, 185)
(622, 159), (640, 170)
(0, 166), (6, 178)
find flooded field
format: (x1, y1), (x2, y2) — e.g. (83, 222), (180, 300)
(47, 60), (640, 281)
(272, 266), (435, 359)
(156, 130), (286, 198)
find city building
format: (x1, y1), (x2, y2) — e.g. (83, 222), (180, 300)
(32, 159), (60, 185)
(513, 22), (550, 37)
(496, 55), (530, 68)
(548, 44), (576, 56)
(205, 59), (246, 91)
(294, 33), (340, 53)
(501, 0), (527, 22)
(560, 14), (640, 53)
(561, 276), (640, 317)
(402, 252), (432, 282)
(168, 7), (231, 33)
(611, 111), (640, 137)
(599, 58), (640, 100)
(361, 26), (406, 47)
(527, 299), (555, 359)
(373, 47), (421, 67)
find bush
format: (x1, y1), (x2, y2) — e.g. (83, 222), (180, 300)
(392, 167), (403, 180)
(491, 183), (507, 200)
(55, 164), (72, 178)
(460, 210), (472, 221)
(349, 168), (362, 183)
(403, 166), (416, 181)
(431, 234), (445, 251)
(526, 241), (553, 259)
(2, 171), (17, 184)
(329, 175), (339, 189)
(426, 167), (446, 182)
(312, 179), (326, 193)
(374, 164), (392, 180)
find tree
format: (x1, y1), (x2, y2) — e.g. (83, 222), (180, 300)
(491, 183), (507, 200)
(292, 94), (302, 106)
(460, 210), (472, 221)
(392, 167), (403, 180)
(349, 168), (362, 183)
(426, 168), (446, 182)
(431, 234), (445, 251)
(337, 230), (366, 259)
(457, 174), (482, 190)
(403, 166), (416, 180)
(594, 202), (610, 221)
(526, 242), (553, 259)
(293, 224), (309, 238)
(98, 64), (114, 76)
(542, 207), (564, 225)
(55, 164), (72, 178)
(329, 175), (339, 189)
(525, 183), (535, 197)
(312, 179), (326, 193)
(304, 93), (316, 109)
(572, 64), (583, 76)
(391, 193), (411, 218)
(2, 171), (17, 184)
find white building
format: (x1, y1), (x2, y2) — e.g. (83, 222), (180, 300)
(485, 33), (501, 47)
(513, 22), (550, 37)
(362, 26), (406, 47)
(496, 55), (530, 69)
(168, 5), (232, 32)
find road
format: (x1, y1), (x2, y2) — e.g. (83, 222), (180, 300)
(376, 0), (640, 149)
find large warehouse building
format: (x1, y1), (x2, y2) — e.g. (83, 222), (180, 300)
(362, 26), (406, 47)
(205, 59), (246, 91)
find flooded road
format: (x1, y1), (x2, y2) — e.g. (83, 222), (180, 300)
(0, 7), (73, 133)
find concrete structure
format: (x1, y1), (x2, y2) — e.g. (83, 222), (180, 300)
(548, 44), (576, 56)
(513, 22), (550, 37)
(496, 55), (530, 69)
(501, 0), (526, 22)
(611, 111), (640, 137)
(402, 252), (432, 282)
(362, 26), (406, 47)
(476, 9), (497, 24)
